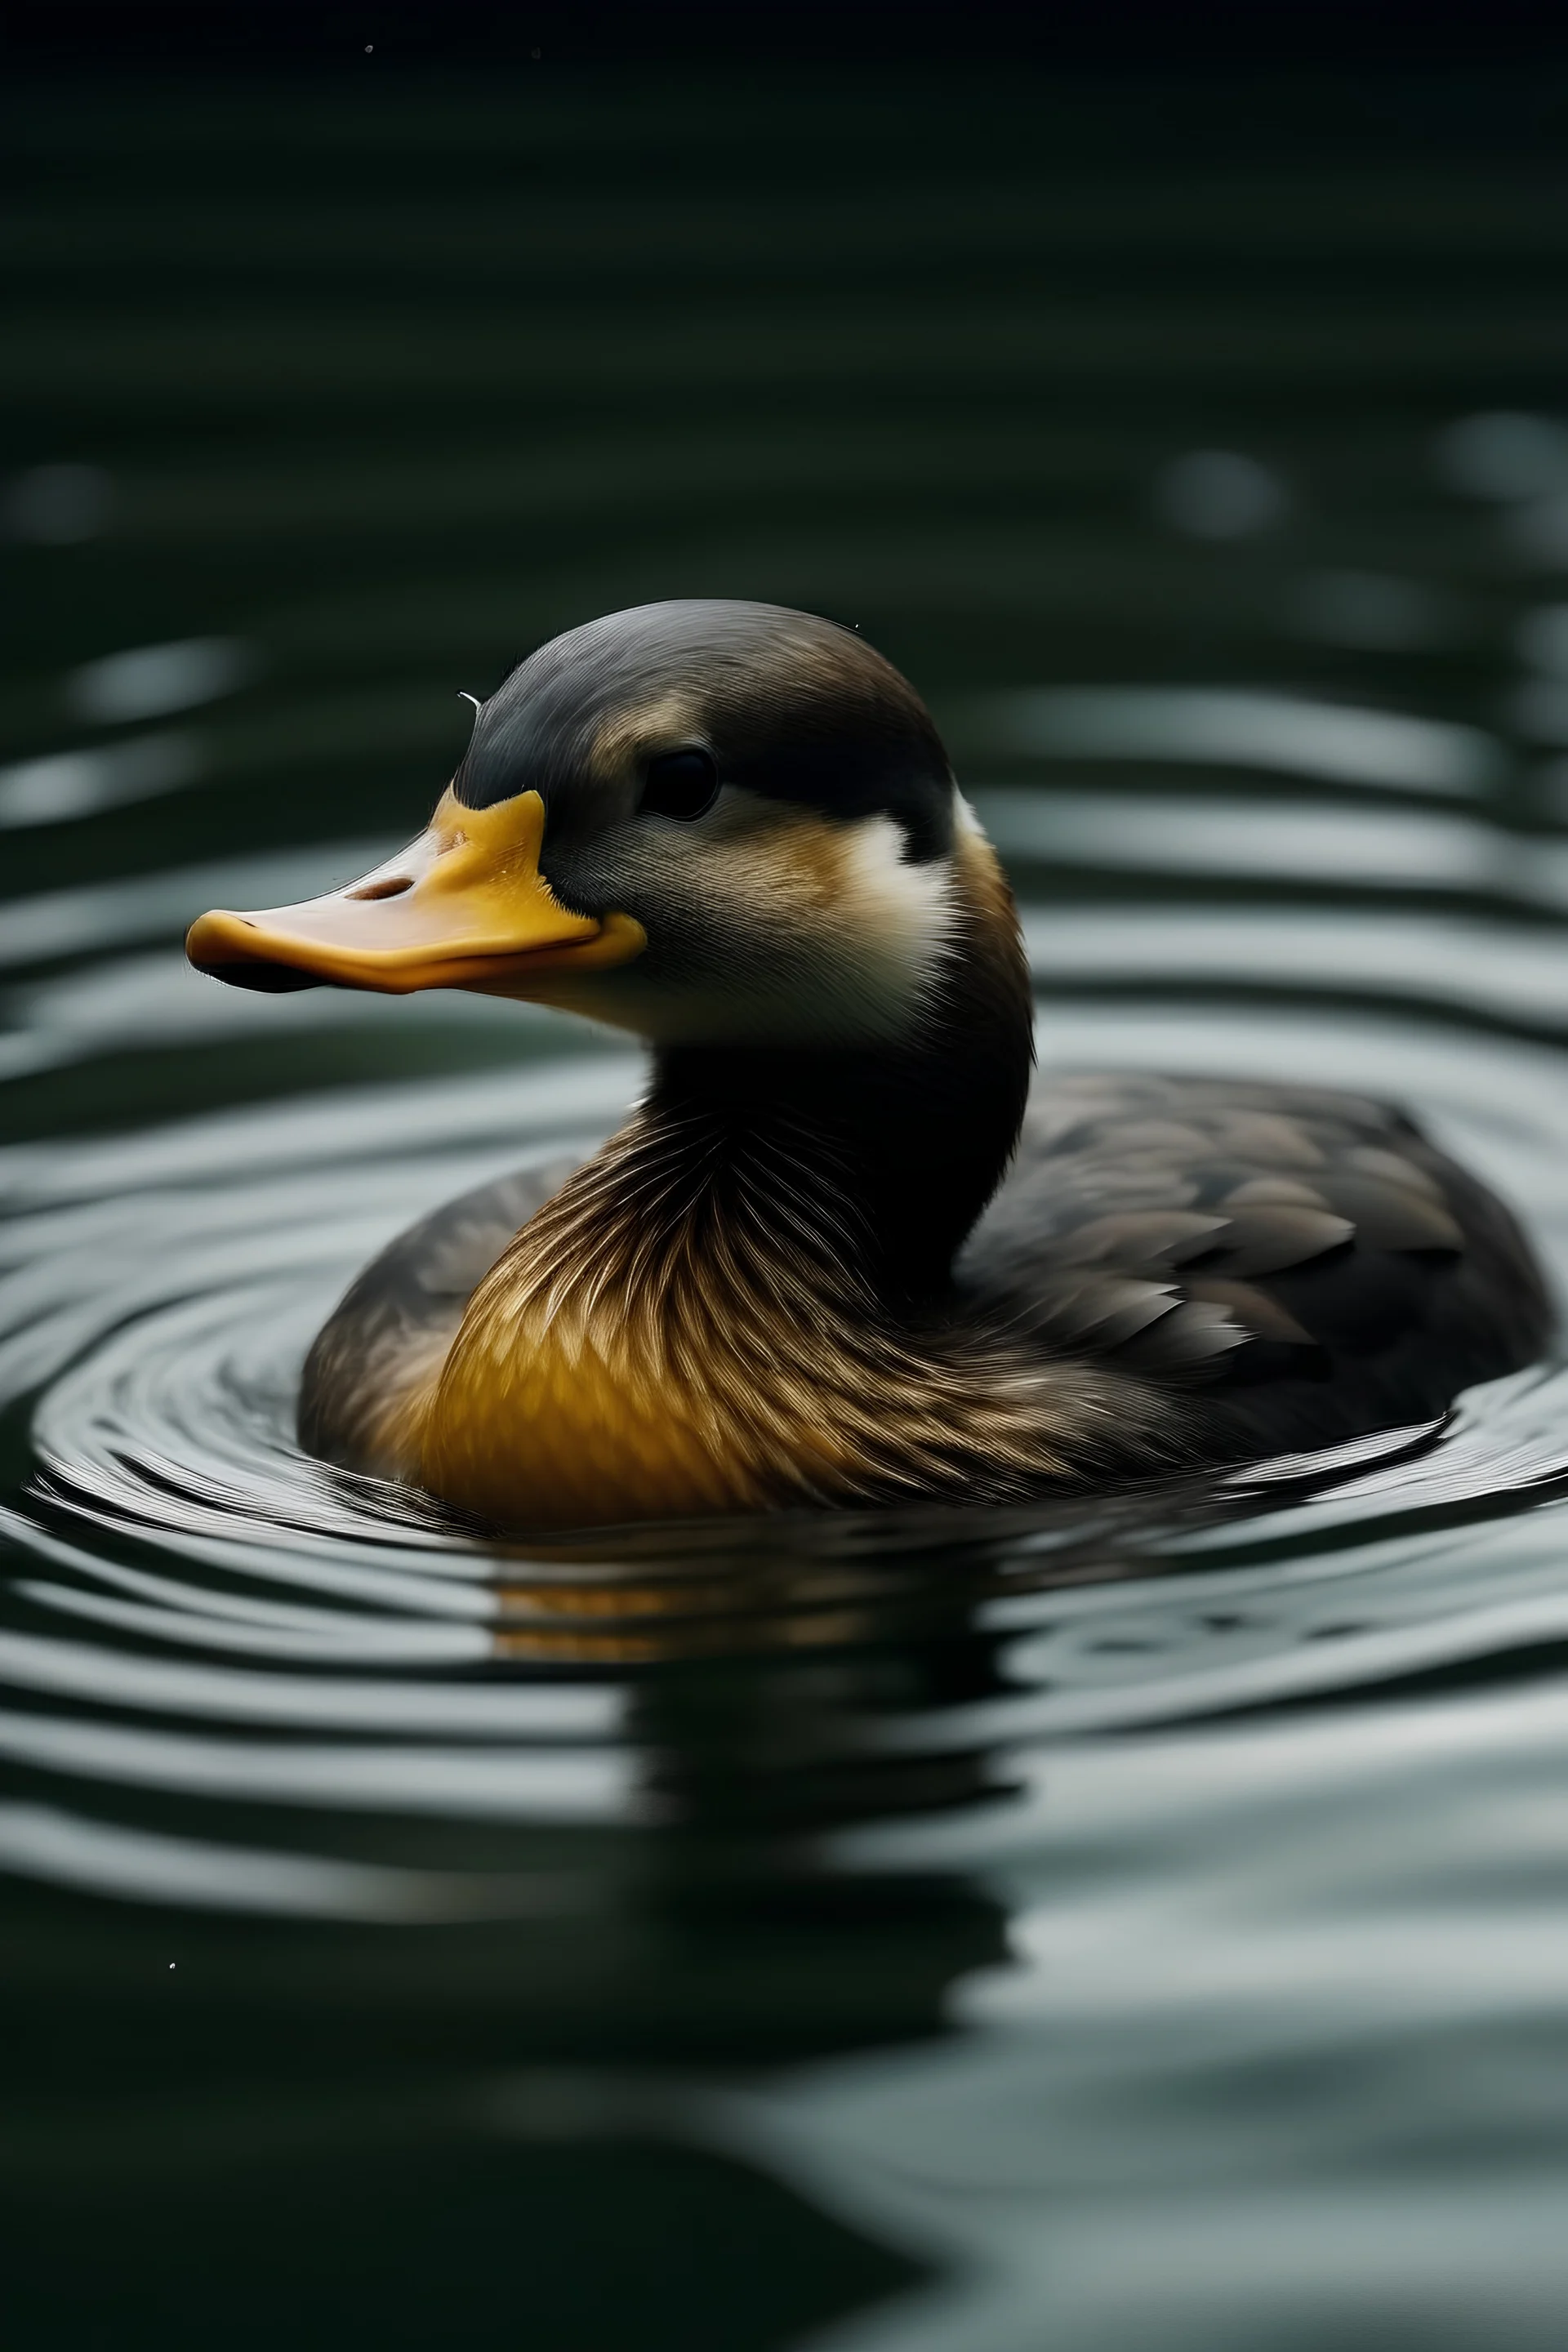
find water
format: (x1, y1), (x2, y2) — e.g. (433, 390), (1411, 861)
(6, 66), (1568, 2350)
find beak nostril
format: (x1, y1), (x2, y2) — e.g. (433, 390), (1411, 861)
(347, 875), (415, 902)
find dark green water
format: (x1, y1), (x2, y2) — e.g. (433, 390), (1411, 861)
(7, 68), (1568, 2349)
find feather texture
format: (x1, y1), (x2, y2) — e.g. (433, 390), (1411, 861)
(296, 845), (1550, 1521)
(301, 1064), (1549, 1525)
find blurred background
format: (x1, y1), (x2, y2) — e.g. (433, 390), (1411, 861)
(8, 6), (1568, 2348)
(9, 6), (1568, 1136)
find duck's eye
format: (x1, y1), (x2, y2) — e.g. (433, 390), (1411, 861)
(639, 749), (719, 822)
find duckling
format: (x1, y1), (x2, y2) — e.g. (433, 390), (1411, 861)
(187, 601), (1551, 1530)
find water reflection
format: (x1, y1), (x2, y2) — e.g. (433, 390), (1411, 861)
(982, 791), (1490, 885)
(0, 460), (113, 545)
(971, 685), (1499, 792)
(1437, 410), (1568, 501)
(1285, 569), (1457, 651)
(0, 1802), (557, 1918)
(1154, 447), (1289, 539)
(3, 1005), (1566, 1907)
(65, 637), (259, 726)
(8, 65), (1568, 2352)
(0, 730), (203, 828)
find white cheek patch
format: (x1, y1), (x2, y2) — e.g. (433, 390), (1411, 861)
(829, 813), (958, 1031)
(574, 790), (963, 1046)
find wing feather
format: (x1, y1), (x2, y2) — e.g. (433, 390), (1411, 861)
(957, 1071), (1549, 1450)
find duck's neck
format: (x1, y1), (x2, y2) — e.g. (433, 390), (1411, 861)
(417, 846), (1068, 1527)
(646, 1030), (1027, 1309)
(646, 822), (1039, 1298)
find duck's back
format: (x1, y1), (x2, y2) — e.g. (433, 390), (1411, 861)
(957, 1073), (1552, 1459)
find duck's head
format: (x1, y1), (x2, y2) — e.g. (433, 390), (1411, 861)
(187, 600), (995, 1049)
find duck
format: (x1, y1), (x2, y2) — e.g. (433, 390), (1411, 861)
(186, 600), (1552, 1531)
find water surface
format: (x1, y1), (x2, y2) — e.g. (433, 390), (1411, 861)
(6, 69), (1568, 2350)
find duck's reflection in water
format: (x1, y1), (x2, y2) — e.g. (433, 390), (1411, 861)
(9, 1413), (1566, 2351)
(2, 1512), (1054, 2351)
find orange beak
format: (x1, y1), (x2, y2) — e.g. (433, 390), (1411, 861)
(185, 788), (645, 997)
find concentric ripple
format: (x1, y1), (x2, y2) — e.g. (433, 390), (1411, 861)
(15, 69), (1568, 2350)
(2, 964), (1566, 1938)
